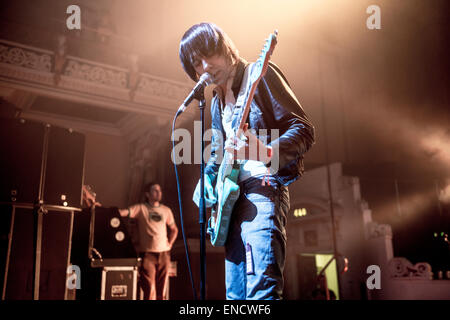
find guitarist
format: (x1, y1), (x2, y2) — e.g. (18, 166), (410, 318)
(179, 23), (315, 300)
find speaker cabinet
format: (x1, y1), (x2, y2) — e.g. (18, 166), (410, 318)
(0, 117), (85, 300)
(44, 126), (85, 207)
(0, 118), (85, 206)
(0, 119), (45, 203)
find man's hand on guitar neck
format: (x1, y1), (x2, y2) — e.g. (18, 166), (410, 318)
(225, 123), (273, 164)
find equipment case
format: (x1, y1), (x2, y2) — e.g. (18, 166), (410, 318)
(101, 266), (138, 300)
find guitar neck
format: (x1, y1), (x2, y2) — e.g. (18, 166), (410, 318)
(235, 31), (277, 135)
(237, 79), (259, 133)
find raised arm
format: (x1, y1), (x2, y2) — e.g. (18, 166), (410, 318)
(118, 205), (139, 218)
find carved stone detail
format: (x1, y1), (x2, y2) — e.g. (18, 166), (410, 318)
(64, 59), (128, 88)
(0, 40), (192, 116)
(388, 257), (433, 279)
(137, 76), (189, 101)
(0, 44), (52, 72)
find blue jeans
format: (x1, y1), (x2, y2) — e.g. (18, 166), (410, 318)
(225, 176), (290, 300)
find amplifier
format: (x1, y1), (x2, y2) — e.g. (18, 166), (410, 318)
(0, 118), (85, 206)
(101, 266), (138, 300)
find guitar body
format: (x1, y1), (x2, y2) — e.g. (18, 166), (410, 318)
(208, 152), (240, 246)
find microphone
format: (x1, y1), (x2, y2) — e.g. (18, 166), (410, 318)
(177, 72), (213, 115)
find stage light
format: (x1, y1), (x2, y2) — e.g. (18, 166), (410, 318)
(294, 208), (308, 217)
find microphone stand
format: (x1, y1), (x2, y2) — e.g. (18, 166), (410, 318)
(197, 90), (207, 300)
(175, 76), (211, 300)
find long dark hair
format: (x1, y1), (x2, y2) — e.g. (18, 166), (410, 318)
(179, 22), (240, 82)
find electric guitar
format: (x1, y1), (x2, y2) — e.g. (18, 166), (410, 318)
(207, 31), (278, 246)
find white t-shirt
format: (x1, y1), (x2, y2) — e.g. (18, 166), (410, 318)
(128, 203), (175, 253)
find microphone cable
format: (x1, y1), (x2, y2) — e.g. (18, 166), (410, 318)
(172, 112), (197, 300)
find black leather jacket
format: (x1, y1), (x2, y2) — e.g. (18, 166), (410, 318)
(205, 60), (315, 186)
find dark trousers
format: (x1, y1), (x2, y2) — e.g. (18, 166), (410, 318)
(139, 251), (171, 300)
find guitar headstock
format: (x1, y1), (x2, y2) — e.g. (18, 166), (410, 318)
(250, 30), (278, 83)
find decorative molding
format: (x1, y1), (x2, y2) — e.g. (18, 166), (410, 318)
(64, 59), (128, 88)
(0, 42), (52, 72)
(0, 62), (54, 86)
(57, 74), (129, 100)
(137, 74), (189, 102)
(0, 39), (194, 119)
(388, 257), (433, 280)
